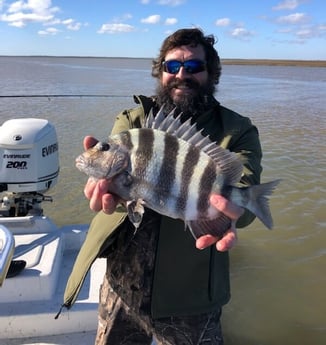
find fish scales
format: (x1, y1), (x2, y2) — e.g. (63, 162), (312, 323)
(155, 130), (178, 209)
(173, 135), (209, 220)
(197, 158), (218, 217)
(76, 106), (280, 239)
(182, 149), (214, 219)
(134, 128), (154, 182)
(130, 129), (211, 220)
(175, 144), (200, 218)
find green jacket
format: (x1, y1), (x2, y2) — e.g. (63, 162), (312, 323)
(63, 95), (262, 318)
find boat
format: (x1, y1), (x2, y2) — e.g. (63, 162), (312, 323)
(0, 118), (106, 344)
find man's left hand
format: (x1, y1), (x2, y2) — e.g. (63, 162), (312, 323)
(196, 194), (244, 252)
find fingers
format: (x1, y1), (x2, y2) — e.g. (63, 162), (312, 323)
(85, 179), (108, 211)
(84, 177), (98, 200)
(210, 194), (244, 219)
(82, 136), (118, 214)
(215, 224), (238, 252)
(196, 194), (243, 251)
(85, 179), (118, 213)
(102, 193), (119, 214)
(196, 226), (238, 252)
(196, 234), (217, 249)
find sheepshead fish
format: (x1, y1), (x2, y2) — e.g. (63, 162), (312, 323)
(76, 107), (280, 239)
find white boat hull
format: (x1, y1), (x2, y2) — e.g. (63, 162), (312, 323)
(0, 216), (106, 341)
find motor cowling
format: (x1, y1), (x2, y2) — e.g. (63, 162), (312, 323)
(0, 118), (59, 217)
(0, 118), (59, 193)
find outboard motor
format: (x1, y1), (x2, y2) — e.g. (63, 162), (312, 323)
(0, 118), (59, 217)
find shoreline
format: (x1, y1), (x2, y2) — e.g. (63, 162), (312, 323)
(221, 58), (326, 67)
(1, 55), (325, 67)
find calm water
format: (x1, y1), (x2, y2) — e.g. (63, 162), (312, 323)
(0, 57), (325, 344)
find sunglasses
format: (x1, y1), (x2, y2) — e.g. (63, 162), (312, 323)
(162, 59), (206, 74)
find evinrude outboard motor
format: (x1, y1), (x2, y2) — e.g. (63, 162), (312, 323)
(0, 118), (59, 217)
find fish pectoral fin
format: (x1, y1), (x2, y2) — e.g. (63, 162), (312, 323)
(126, 199), (145, 229)
(187, 214), (232, 240)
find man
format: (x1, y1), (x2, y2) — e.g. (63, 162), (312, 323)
(64, 28), (262, 344)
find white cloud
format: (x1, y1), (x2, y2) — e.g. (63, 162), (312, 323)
(272, 0), (304, 11)
(215, 18), (230, 27)
(141, 14), (160, 24)
(38, 26), (60, 36)
(1, 11), (53, 27)
(62, 18), (82, 31)
(7, 0), (59, 16)
(62, 18), (73, 25)
(295, 24), (326, 39)
(0, 0), (88, 37)
(276, 23), (325, 42)
(295, 28), (313, 38)
(158, 0), (186, 6)
(0, 0), (59, 27)
(215, 17), (254, 41)
(318, 24), (326, 32)
(165, 17), (177, 25)
(230, 27), (255, 40)
(97, 23), (135, 34)
(277, 12), (309, 24)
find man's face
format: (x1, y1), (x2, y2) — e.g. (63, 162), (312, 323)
(161, 44), (209, 104)
(156, 44), (214, 116)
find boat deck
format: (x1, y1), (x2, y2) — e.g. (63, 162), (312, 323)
(0, 216), (106, 342)
(4, 330), (97, 345)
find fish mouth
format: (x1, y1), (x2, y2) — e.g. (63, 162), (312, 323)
(75, 155), (107, 180)
(75, 154), (87, 171)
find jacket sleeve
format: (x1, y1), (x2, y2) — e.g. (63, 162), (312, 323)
(111, 96), (151, 135)
(111, 109), (136, 134)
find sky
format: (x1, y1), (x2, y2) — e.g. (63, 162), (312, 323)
(0, 0), (325, 60)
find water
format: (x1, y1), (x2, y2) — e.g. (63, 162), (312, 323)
(0, 57), (325, 344)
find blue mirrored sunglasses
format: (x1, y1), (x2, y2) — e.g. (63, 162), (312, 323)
(162, 59), (206, 74)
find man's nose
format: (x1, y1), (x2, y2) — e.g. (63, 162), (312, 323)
(175, 66), (190, 78)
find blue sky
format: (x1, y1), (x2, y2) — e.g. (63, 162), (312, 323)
(0, 0), (325, 60)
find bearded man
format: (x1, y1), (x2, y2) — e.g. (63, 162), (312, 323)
(64, 28), (262, 345)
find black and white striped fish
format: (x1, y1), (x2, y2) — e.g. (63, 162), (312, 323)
(76, 107), (280, 239)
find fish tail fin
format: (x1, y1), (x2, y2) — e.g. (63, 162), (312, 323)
(240, 179), (281, 229)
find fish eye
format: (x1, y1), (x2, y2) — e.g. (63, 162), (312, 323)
(98, 142), (110, 151)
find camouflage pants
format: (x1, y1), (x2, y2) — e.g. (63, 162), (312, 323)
(95, 210), (224, 344)
(95, 275), (224, 345)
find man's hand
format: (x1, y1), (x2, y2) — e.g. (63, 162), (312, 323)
(196, 194), (244, 252)
(83, 136), (119, 214)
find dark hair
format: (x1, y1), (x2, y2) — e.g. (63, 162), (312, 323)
(152, 28), (221, 85)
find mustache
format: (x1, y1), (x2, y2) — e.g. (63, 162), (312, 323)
(167, 78), (200, 90)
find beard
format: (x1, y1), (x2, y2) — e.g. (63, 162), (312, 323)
(155, 78), (216, 121)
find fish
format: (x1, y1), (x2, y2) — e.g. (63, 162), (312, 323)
(76, 106), (280, 239)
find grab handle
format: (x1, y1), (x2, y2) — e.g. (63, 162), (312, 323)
(0, 225), (15, 286)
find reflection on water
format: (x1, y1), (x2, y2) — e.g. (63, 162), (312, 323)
(0, 57), (325, 344)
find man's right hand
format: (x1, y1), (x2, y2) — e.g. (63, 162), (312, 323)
(83, 136), (119, 214)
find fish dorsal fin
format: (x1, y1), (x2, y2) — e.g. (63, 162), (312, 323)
(209, 146), (243, 185)
(145, 105), (174, 130)
(145, 105), (243, 185)
(145, 106), (202, 142)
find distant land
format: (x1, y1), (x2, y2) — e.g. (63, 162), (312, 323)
(1, 55), (325, 67)
(221, 59), (326, 67)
